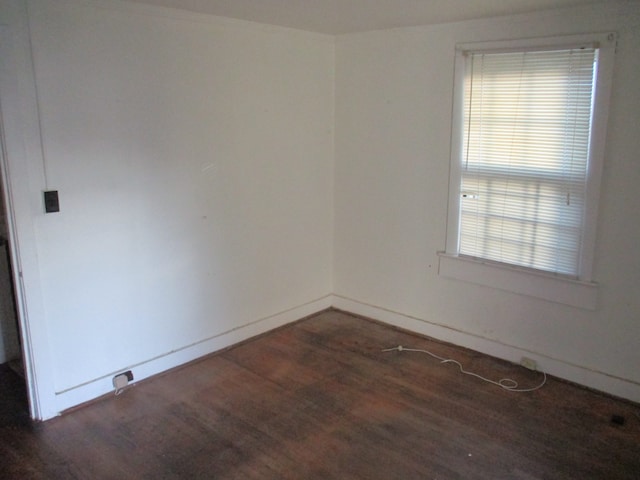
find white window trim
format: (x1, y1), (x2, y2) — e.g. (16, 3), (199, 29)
(441, 32), (617, 310)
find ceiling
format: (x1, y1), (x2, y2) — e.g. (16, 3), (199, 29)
(123, 0), (610, 34)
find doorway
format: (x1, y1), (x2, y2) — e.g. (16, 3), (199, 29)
(0, 137), (28, 420)
(0, 192), (22, 357)
(0, 15), (44, 420)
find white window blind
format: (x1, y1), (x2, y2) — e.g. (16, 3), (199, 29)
(458, 47), (597, 277)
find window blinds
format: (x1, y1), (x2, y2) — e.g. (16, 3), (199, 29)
(459, 47), (597, 277)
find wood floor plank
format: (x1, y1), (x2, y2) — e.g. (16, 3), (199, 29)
(1, 310), (639, 479)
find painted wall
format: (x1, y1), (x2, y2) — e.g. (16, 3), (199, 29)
(1, 0), (334, 417)
(334, 2), (640, 400)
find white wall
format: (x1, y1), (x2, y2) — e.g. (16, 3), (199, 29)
(1, 0), (334, 418)
(334, 2), (640, 401)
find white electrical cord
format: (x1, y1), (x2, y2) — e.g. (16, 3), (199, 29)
(382, 345), (546, 393)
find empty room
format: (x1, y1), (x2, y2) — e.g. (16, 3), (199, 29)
(0, 0), (638, 478)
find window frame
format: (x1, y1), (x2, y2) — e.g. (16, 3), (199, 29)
(440, 33), (617, 310)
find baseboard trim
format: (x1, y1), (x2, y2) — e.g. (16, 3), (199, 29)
(54, 295), (333, 416)
(52, 292), (640, 415)
(331, 295), (640, 404)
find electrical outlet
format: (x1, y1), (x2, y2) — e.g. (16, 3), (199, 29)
(113, 374), (128, 390)
(520, 357), (537, 371)
(113, 370), (133, 390)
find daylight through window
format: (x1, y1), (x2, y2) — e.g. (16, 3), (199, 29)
(457, 46), (597, 277)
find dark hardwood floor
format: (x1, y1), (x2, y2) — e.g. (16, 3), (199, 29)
(1, 309), (638, 479)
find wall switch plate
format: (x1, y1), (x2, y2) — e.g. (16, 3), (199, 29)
(43, 190), (60, 213)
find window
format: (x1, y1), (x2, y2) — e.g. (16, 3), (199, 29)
(440, 33), (616, 309)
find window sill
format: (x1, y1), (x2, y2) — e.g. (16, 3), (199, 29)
(437, 252), (598, 310)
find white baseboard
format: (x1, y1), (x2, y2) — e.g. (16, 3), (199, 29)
(52, 292), (639, 416)
(331, 295), (640, 404)
(54, 295), (333, 416)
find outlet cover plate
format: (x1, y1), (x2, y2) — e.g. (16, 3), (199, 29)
(520, 357), (537, 371)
